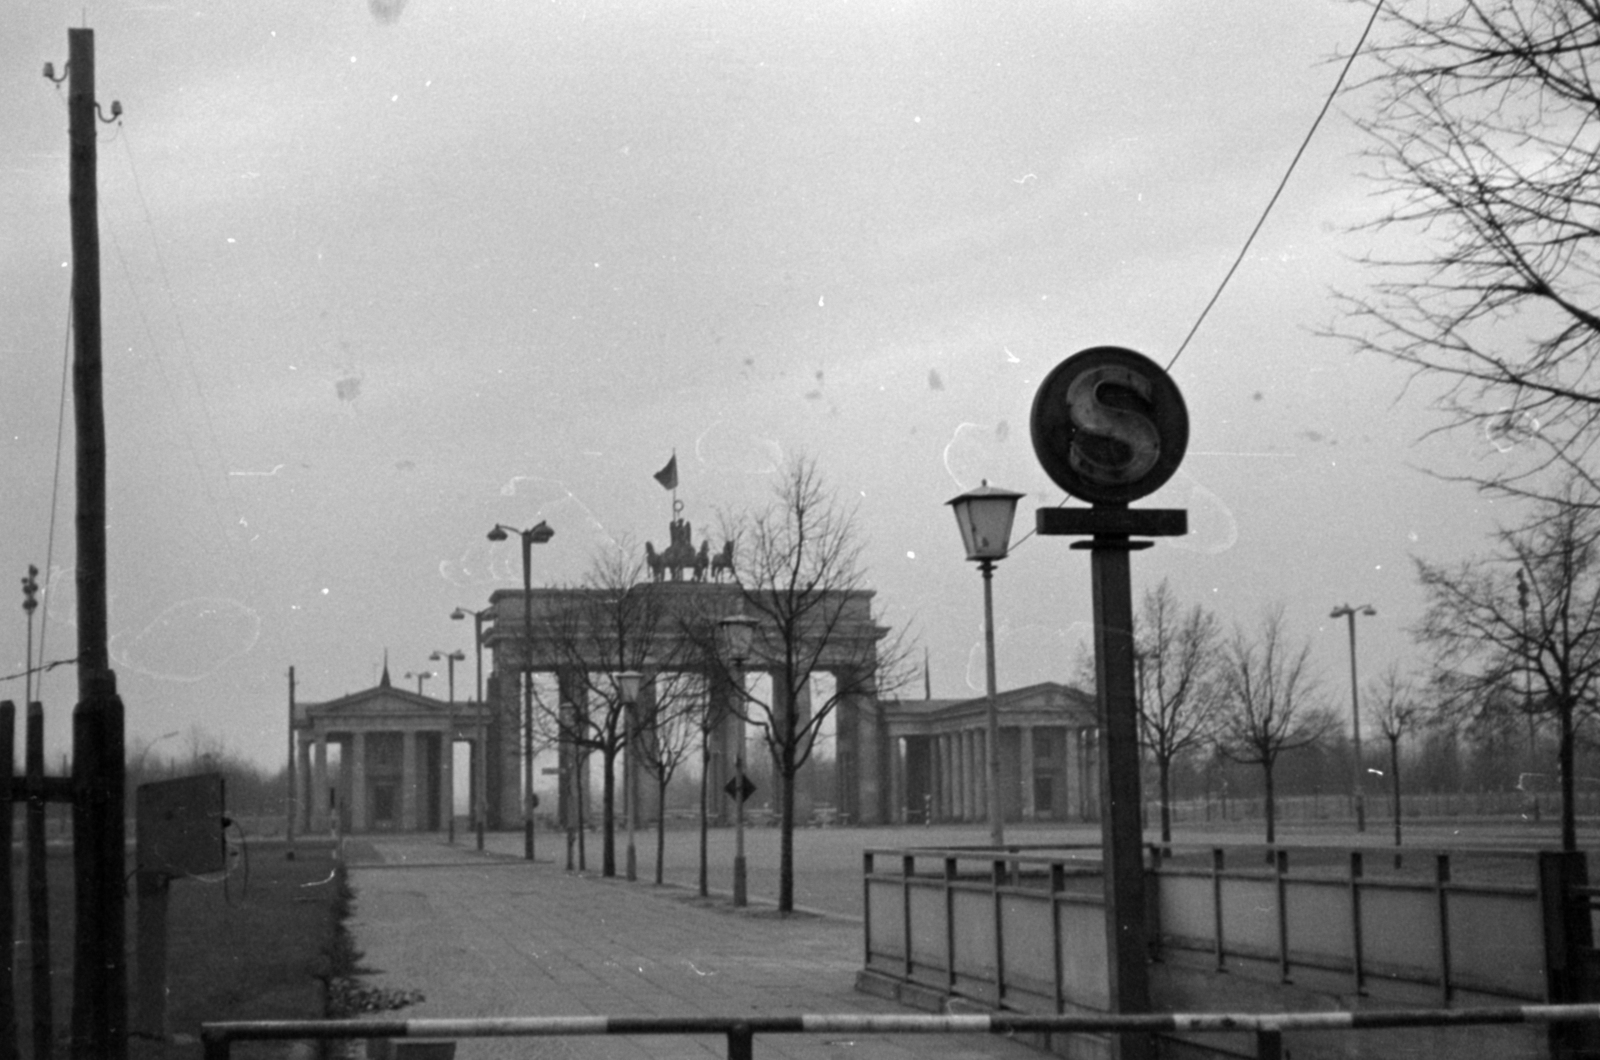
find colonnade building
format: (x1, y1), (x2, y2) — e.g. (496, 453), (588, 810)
(290, 566), (1101, 833)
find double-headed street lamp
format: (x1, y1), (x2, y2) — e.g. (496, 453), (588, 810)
(719, 614), (758, 907)
(1330, 603), (1376, 833)
(617, 670), (644, 882)
(488, 520), (555, 861)
(451, 605), (493, 850)
(430, 649), (467, 843)
(947, 481), (1024, 847)
(404, 670), (435, 696)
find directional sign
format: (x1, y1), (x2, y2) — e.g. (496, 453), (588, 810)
(724, 775), (757, 803)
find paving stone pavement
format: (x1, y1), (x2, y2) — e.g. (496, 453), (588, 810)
(341, 836), (1043, 1060)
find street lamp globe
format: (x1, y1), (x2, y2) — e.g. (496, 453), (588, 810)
(486, 526), (508, 542)
(616, 670), (644, 706)
(947, 481), (1025, 563)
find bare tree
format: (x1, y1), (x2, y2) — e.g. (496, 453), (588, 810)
(1135, 579), (1223, 843)
(537, 543), (697, 877)
(1368, 663), (1426, 855)
(1214, 606), (1336, 845)
(1332, 2), (1600, 501)
(635, 672), (704, 885)
(708, 456), (909, 913)
(1414, 477), (1600, 850)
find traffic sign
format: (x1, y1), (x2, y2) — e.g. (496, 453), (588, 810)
(724, 775), (757, 803)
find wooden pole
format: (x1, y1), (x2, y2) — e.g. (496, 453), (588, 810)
(67, 28), (128, 1059)
(27, 704), (52, 1060)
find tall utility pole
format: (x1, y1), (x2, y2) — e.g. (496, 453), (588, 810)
(1331, 603), (1376, 833)
(62, 27), (128, 1060)
(287, 667), (297, 847)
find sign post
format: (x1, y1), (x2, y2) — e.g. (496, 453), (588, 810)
(1030, 346), (1189, 1060)
(725, 764), (755, 906)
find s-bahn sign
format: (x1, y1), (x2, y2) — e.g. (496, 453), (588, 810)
(1029, 346), (1189, 506)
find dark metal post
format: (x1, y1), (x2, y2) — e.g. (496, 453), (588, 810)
(980, 559), (1004, 847)
(67, 27), (127, 1058)
(521, 533), (535, 861)
(1086, 534), (1152, 1060)
(287, 666), (297, 848)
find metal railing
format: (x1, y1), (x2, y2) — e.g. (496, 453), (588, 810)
(201, 1004), (1600, 1060)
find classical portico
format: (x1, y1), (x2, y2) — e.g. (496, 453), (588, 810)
(292, 666), (489, 834)
(881, 682), (1099, 824)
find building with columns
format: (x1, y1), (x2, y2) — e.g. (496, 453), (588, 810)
(880, 682), (1099, 824)
(291, 665), (489, 834)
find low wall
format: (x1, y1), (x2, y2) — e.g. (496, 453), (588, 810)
(859, 844), (1583, 1059)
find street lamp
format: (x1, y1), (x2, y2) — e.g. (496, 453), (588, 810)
(431, 649), (467, 843)
(947, 480), (1024, 848)
(452, 605), (493, 850)
(719, 614), (758, 907)
(616, 670), (643, 883)
(404, 670), (435, 696)
(1330, 603), (1377, 833)
(488, 519), (555, 861)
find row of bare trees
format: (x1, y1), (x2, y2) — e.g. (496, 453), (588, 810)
(1134, 470), (1600, 854)
(519, 456), (907, 913)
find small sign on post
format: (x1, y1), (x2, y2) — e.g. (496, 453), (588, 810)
(724, 775), (757, 804)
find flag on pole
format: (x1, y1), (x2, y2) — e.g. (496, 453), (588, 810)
(653, 454), (678, 491)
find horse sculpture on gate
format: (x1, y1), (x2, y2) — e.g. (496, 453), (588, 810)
(710, 540), (735, 582)
(647, 518), (698, 582)
(646, 519), (735, 584)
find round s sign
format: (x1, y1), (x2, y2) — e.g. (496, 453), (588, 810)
(1030, 346), (1189, 506)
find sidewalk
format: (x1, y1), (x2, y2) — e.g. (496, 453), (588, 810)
(340, 835), (1040, 1060)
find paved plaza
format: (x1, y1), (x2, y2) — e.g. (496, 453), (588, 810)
(339, 834), (1043, 1060)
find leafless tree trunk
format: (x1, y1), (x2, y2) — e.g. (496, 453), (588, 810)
(1213, 606), (1335, 845)
(704, 456), (911, 913)
(1414, 476), (1600, 850)
(1135, 579), (1223, 843)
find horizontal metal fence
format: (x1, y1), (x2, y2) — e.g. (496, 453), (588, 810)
(201, 1004), (1600, 1060)
(861, 844), (1565, 1018)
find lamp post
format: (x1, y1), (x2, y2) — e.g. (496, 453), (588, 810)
(719, 614), (757, 907)
(452, 605), (492, 850)
(947, 480), (1023, 848)
(404, 670), (435, 696)
(1516, 568), (1541, 822)
(1330, 603), (1376, 833)
(617, 670), (643, 882)
(488, 519), (555, 861)
(431, 649), (466, 843)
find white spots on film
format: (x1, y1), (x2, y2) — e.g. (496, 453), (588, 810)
(111, 597), (261, 683)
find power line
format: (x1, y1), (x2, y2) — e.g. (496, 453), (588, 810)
(1166, 1), (1383, 372)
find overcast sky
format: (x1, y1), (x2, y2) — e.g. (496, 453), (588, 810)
(2, 0), (1518, 771)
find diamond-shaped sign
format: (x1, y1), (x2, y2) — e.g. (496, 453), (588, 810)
(723, 775), (757, 803)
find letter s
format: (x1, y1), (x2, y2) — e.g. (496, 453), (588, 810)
(1064, 365), (1162, 487)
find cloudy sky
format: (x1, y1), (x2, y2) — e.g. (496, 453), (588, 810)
(2, 0), (1518, 771)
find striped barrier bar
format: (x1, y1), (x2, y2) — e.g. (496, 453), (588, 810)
(202, 1003), (1600, 1060)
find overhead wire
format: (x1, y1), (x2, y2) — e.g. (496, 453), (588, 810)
(35, 283), (75, 706)
(1003, 2), (1385, 558)
(1165, 0), (1384, 373)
